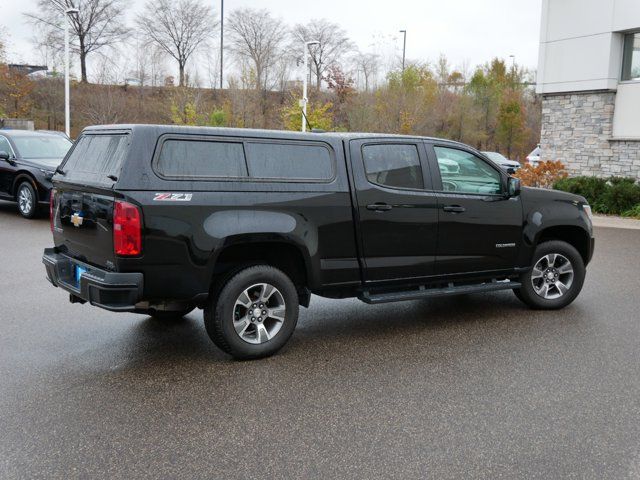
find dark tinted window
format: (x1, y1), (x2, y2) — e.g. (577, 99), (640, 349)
(63, 134), (129, 181)
(362, 144), (423, 189)
(244, 142), (333, 180)
(156, 139), (247, 178)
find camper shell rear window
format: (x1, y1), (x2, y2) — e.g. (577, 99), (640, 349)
(61, 132), (130, 186)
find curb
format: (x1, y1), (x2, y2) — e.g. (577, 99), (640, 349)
(592, 215), (640, 230)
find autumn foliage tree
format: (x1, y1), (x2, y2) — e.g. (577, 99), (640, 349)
(0, 67), (35, 118)
(496, 92), (527, 159)
(515, 161), (568, 188)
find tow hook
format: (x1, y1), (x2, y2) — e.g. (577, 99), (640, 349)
(69, 293), (86, 305)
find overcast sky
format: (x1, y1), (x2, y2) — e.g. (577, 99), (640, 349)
(1, 0), (543, 81)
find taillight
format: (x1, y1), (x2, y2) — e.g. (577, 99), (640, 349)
(49, 189), (56, 232)
(113, 200), (142, 256)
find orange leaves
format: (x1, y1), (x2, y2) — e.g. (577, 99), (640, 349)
(515, 161), (568, 188)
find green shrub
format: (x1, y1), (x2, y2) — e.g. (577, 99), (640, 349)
(553, 176), (640, 215)
(622, 204), (640, 219)
(598, 181), (640, 214)
(553, 176), (607, 205)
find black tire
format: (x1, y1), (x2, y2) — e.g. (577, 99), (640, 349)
(16, 181), (38, 219)
(516, 240), (586, 310)
(150, 307), (194, 321)
(204, 265), (299, 360)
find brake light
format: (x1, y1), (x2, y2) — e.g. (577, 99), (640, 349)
(113, 200), (142, 256)
(49, 189), (56, 232)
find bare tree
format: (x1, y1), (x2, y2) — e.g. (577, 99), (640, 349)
(136, 0), (216, 87)
(25, 0), (128, 83)
(353, 51), (379, 92)
(226, 8), (287, 91)
(291, 19), (353, 91)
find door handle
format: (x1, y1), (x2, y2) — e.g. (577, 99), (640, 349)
(366, 203), (393, 212)
(443, 205), (466, 213)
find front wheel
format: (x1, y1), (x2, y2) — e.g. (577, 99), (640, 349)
(16, 181), (38, 219)
(204, 265), (299, 359)
(515, 240), (586, 310)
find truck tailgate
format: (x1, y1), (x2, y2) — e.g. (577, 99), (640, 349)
(52, 187), (117, 269)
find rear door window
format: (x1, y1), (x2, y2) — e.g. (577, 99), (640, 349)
(156, 139), (247, 178)
(362, 143), (424, 190)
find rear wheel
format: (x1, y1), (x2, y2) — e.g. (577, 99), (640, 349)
(204, 265), (299, 359)
(16, 181), (37, 219)
(515, 240), (585, 310)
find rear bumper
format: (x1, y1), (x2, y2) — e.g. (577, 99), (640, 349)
(42, 248), (143, 312)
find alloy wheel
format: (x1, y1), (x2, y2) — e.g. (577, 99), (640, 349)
(531, 253), (574, 300)
(232, 283), (286, 344)
(18, 185), (33, 216)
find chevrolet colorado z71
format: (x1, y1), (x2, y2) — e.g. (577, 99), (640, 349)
(43, 125), (594, 359)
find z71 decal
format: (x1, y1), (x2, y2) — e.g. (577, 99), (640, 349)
(153, 193), (193, 202)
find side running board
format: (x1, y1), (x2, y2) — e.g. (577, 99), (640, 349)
(359, 280), (521, 304)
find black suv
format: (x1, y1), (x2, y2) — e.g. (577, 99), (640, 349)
(43, 125), (594, 359)
(0, 130), (72, 218)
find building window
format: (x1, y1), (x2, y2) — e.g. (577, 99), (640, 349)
(622, 33), (640, 81)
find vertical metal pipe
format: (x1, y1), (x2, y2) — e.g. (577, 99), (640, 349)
(220, 0), (224, 89)
(64, 15), (70, 137)
(302, 42), (308, 132)
(400, 30), (407, 72)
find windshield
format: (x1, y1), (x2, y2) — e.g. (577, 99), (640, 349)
(12, 135), (72, 159)
(483, 152), (508, 162)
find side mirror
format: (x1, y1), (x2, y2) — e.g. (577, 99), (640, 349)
(507, 176), (521, 197)
(0, 150), (10, 162)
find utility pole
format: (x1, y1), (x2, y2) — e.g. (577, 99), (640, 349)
(64, 5), (79, 138)
(399, 30), (407, 72)
(301, 40), (320, 132)
(219, 0), (224, 89)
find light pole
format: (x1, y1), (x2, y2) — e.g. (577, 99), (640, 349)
(64, 6), (79, 138)
(509, 54), (516, 70)
(301, 40), (320, 132)
(219, 0), (224, 89)
(399, 30), (407, 72)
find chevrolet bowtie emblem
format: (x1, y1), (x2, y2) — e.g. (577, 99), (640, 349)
(71, 212), (84, 227)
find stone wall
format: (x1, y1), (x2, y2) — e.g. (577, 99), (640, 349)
(540, 92), (640, 179)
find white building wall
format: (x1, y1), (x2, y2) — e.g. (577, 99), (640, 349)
(536, 0), (640, 94)
(537, 0), (640, 179)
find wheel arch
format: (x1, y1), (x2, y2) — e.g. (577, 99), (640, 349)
(534, 225), (591, 265)
(209, 237), (313, 307)
(12, 171), (39, 200)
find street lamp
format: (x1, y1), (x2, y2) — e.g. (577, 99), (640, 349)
(301, 40), (320, 132)
(64, 6), (79, 138)
(399, 30), (407, 72)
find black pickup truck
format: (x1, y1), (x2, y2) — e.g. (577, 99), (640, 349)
(43, 125), (594, 359)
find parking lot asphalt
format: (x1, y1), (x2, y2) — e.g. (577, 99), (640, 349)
(1, 199), (640, 479)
